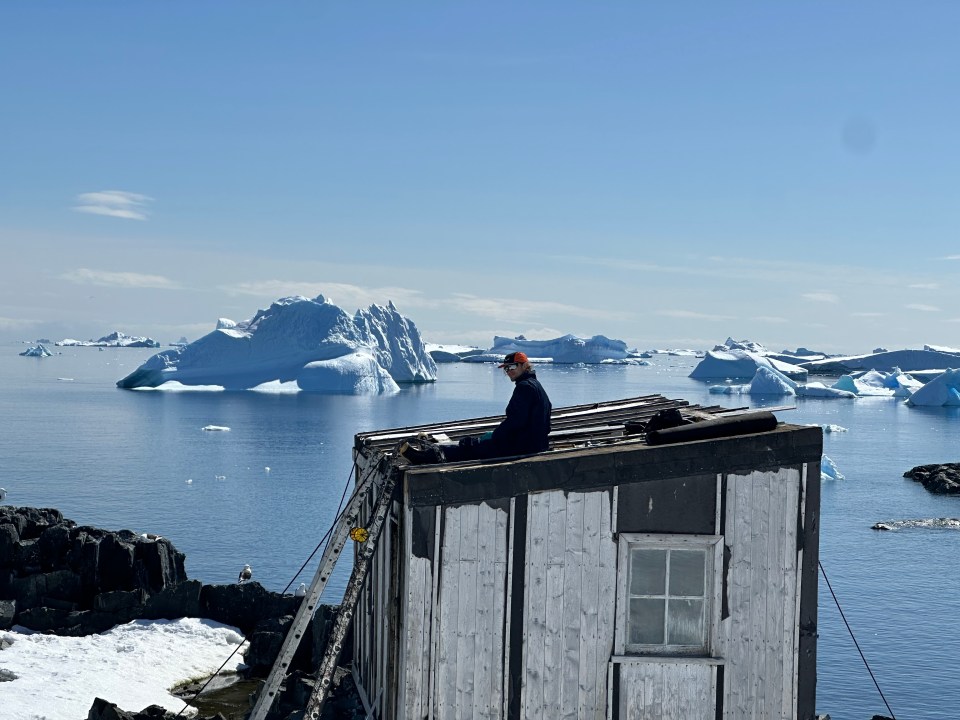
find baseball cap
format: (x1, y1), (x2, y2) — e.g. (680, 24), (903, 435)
(498, 351), (528, 367)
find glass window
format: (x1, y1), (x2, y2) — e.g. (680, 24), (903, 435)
(619, 535), (720, 655)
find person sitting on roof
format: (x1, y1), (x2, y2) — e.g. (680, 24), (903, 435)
(402, 351), (552, 464)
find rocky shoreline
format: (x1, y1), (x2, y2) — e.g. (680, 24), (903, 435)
(0, 506), (361, 719)
(903, 462), (960, 494)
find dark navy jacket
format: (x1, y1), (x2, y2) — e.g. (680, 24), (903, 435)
(487, 370), (552, 457)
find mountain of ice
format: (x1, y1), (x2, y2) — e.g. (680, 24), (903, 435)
(477, 334), (631, 364)
(116, 295), (437, 393)
(800, 348), (960, 374)
(57, 331), (160, 348)
(690, 349), (808, 381)
(905, 369), (960, 407)
(19, 344), (52, 357)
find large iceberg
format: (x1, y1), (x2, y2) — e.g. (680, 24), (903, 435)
(461, 333), (632, 364)
(905, 369), (960, 407)
(800, 348), (960, 374)
(690, 349), (808, 381)
(116, 295), (437, 394)
(57, 331), (160, 348)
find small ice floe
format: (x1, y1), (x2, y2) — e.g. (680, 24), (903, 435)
(57, 377), (74, 382)
(808, 423), (848, 433)
(185, 479), (193, 484)
(821, 454), (845, 481)
(214, 475), (226, 481)
(871, 518), (960, 531)
(264, 466), (271, 473)
(202, 425), (231, 432)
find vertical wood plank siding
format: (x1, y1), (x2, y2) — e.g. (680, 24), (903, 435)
(524, 489), (616, 719)
(430, 502), (510, 720)
(617, 662), (715, 719)
(718, 468), (801, 719)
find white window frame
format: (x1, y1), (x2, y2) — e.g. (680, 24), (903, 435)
(615, 533), (723, 657)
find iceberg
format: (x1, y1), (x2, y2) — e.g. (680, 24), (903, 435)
(709, 365), (797, 396)
(56, 331), (160, 348)
(800, 348), (960, 374)
(492, 333), (630, 363)
(19, 344), (52, 357)
(425, 343), (484, 363)
(690, 349), (808, 381)
(116, 295), (437, 394)
(462, 334), (631, 364)
(831, 368), (922, 397)
(821, 454), (845, 481)
(905, 369), (960, 407)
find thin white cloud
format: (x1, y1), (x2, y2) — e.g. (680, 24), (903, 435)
(656, 309), (736, 321)
(802, 292), (839, 303)
(61, 268), (180, 289)
(73, 191), (152, 220)
(750, 316), (788, 324)
(908, 283), (940, 290)
(945, 255), (960, 260)
(906, 303), (941, 312)
(851, 312), (884, 317)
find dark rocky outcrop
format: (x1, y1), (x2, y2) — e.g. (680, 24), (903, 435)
(1, 507), (356, 719)
(903, 463), (960, 494)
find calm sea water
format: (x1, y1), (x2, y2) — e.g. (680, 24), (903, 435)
(3, 344), (959, 719)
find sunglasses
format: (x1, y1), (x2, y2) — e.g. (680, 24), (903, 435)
(502, 363), (519, 371)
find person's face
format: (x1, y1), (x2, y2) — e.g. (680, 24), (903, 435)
(502, 362), (522, 379)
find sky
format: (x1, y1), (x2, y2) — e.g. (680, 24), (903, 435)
(0, 618), (247, 719)
(2, 1), (960, 355)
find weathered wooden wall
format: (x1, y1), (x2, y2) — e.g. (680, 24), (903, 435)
(523, 489), (617, 719)
(716, 466), (804, 719)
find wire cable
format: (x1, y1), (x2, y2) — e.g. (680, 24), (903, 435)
(819, 560), (897, 719)
(174, 458), (369, 717)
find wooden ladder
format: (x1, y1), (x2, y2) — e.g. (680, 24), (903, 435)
(248, 463), (398, 720)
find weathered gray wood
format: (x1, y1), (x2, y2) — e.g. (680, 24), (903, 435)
(523, 492), (549, 717)
(522, 490), (614, 720)
(560, 491), (585, 720)
(436, 505), (462, 718)
(403, 553), (431, 720)
(427, 505), (442, 720)
(456, 504), (479, 720)
(718, 468), (801, 720)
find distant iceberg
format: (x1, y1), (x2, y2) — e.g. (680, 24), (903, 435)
(469, 334), (631, 364)
(116, 295), (437, 394)
(19, 344), (52, 357)
(831, 368), (922, 397)
(690, 349), (808, 381)
(800, 348), (960, 374)
(57, 331), (160, 348)
(425, 343), (484, 363)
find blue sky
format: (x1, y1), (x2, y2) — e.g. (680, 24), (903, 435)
(2, 1), (959, 353)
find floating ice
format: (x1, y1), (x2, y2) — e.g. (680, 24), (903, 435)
(116, 295), (436, 394)
(19, 344), (52, 357)
(821, 455), (845, 481)
(690, 349), (808, 381)
(202, 425), (230, 432)
(905, 368), (960, 407)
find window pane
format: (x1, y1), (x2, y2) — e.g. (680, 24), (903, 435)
(669, 549), (706, 597)
(630, 548), (666, 595)
(667, 599), (704, 646)
(629, 598), (665, 645)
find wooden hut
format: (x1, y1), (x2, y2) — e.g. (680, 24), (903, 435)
(349, 394), (821, 720)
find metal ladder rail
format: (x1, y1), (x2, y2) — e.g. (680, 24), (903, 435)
(247, 464), (381, 720)
(302, 468), (400, 720)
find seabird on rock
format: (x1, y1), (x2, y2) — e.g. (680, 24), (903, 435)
(238, 564), (253, 583)
(0, 488), (6, 503)
(295, 582), (307, 597)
